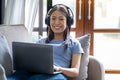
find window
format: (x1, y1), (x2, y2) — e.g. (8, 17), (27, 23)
(94, 0), (120, 79)
(32, 0), (47, 42)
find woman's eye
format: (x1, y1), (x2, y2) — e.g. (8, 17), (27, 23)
(60, 18), (64, 20)
(52, 18), (56, 20)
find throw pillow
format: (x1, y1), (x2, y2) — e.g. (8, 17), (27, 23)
(0, 35), (13, 76)
(77, 34), (91, 80)
(68, 34), (91, 80)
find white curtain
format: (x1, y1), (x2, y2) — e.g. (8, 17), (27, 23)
(4, 0), (39, 34)
(25, 0), (39, 33)
(4, 0), (25, 24)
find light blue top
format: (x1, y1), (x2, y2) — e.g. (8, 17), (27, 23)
(37, 37), (84, 68)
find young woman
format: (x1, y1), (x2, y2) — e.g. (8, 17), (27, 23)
(7, 4), (84, 80)
(28, 4), (84, 80)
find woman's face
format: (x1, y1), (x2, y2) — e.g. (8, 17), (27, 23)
(50, 10), (67, 34)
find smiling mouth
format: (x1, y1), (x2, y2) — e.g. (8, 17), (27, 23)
(53, 26), (61, 29)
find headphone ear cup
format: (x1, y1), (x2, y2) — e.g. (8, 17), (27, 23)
(45, 15), (50, 26)
(67, 16), (74, 27)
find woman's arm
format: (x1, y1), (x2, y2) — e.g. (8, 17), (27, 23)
(54, 53), (82, 77)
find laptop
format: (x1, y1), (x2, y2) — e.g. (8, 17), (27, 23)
(12, 41), (61, 74)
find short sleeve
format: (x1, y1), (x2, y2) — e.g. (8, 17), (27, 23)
(70, 39), (84, 54)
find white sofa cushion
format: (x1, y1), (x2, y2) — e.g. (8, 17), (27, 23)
(0, 24), (32, 76)
(0, 35), (13, 76)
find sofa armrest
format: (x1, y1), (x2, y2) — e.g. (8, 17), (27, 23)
(0, 64), (7, 80)
(87, 56), (105, 80)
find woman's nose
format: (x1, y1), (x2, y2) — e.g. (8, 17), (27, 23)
(55, 19), (60, 24)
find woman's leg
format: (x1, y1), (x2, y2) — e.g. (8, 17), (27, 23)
(7, 70), (30, 80)
(28, 73), (67, 80)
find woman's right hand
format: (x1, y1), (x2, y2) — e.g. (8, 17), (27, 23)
(53, 65), (61, 72)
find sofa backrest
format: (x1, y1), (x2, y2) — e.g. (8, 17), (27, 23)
(0, 24), (32, 54)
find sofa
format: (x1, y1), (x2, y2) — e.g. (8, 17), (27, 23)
(0, 24), (105, 80)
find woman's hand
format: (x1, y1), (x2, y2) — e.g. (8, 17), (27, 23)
(53, 65), (61, 72)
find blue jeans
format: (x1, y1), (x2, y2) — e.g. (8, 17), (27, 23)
(28, 73), (67, 80)
(7, 71), (67, 80)
(7, 71), (30, 80)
